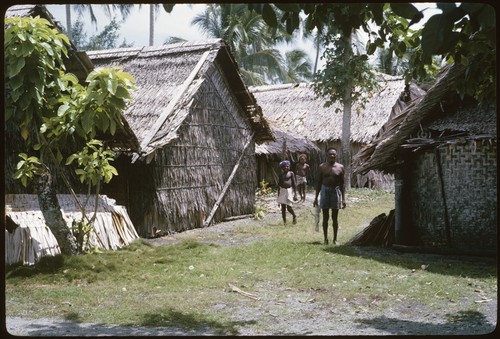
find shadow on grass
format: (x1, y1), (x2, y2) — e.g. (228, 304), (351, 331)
(321, 244), (496, 279)
(5, 254), (65, 278)
(355, 310), (496, 335)
(138, 308), (256, 335)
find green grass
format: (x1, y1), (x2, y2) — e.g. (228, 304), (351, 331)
(5, 189), (497, 335)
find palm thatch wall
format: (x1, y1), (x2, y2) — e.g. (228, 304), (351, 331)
(255, 125), (321, 187)
(5, 194), (139, 265)
(249, 77), (421, 189)
(353, 64), (497, 255)
(88, 40), (273, 236)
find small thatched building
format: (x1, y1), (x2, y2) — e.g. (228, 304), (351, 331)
(352, 64), (497, 256)
(87, 40), (273, 237)
(255, 124), (321, 187)
(250, 77), (423, 190)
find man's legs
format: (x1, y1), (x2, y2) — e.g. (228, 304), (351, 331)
(322, 208), (330, 244)
(281, 204), (287, 224)
(286, 205), (297, 224)
(298, 184), (305, 202)
(331, 209), (339, 244)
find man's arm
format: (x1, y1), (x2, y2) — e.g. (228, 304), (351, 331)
(313, 165), (323, 206)
(339, 165), (346, 208)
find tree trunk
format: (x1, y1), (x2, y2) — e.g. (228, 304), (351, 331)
(65, 4), (72, 40)
(34, 166), (77, 255)
(149, 4), (154, 46)
(342, 33), (353, 190)
(313, 33), (320, 74)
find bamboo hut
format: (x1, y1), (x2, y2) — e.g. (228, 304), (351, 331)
(352, 64), (497, 256)
(5, 194), (139, 265)
(255, 124), (321, 187)
(87, 40), (273, 237)
(250, 77), (423, 190)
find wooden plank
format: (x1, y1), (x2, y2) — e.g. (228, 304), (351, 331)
(203, 132), (255, 228)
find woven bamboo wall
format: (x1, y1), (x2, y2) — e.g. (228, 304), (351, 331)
(132, 62), (257, 236)
(408, 140), (497, 253)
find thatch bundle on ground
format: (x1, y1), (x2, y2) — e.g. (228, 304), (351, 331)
(88, 40), (273, 237)
(352, 64), (497, 255)
(5, 194), (139, 265)
(250, 77), (422, 189)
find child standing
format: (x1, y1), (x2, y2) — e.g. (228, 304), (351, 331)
(277, 160), (298, 225)
(295, 154), (310, 203)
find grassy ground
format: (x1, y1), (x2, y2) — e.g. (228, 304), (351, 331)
(5, 188), (497, 335)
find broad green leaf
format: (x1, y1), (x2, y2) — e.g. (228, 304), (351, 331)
(163, 4), (175, 13)
(421, 14), (454, 58)
(390, 3), (419, 20)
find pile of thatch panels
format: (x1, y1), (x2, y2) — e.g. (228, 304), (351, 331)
(5, 194), (139, 265)
(348, 210), (395, 247)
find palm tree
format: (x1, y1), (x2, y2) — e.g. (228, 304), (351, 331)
(148, 4), (162, 46)
(191, 4), (311, 85)
(283, 50), (313, 83)
(64, 4), (133, 42)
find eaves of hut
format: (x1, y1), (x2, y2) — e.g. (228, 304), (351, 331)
(249, 75), (409, 145)
(87, 39), (273, 162)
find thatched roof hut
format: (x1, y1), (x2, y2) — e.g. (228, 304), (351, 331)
(250, 77), (421, 189)
(5, 194), (139, 265)
(87, 40), (274, 236)
(353, 64), (497, 255)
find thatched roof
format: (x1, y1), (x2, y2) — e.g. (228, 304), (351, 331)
(4, 4), (139, 152)
(87, 39), (274, 160)
(249, 74), (408, 144)
(352, 64), (496, 175)
(255, 123), (320, 157)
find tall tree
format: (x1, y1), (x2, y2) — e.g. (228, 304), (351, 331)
(71, 18), (134, 51)
(244, 2), (495, 189)
(64, 4), (133, 42)
(5, 16), (136, 254)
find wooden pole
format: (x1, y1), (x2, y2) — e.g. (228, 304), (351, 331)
(203, 132), (255, 228)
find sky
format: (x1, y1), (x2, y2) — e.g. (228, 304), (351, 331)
(44, 3), (318, 67)
(45, 4), (208, 46)
(43, 3), (439, 71)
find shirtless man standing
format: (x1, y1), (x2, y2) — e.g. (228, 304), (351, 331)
(313, 148), (346, 245)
